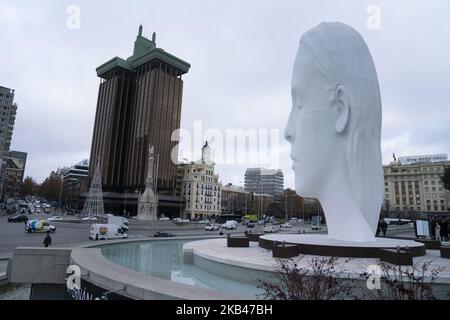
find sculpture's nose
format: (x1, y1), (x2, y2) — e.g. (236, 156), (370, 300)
(284, 110), (295, 143)
(284, 128), (294, 143)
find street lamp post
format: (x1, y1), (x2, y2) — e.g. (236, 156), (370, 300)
(245, 192), (248, 216)
(259, 174), (263, 231)
(290, 193), (292, 220)
(179, 157), (188, 220)
(239, 181), (248, 218)
(134, 189), (139, 217)
(123, 191), (127, 216)
(58, 175), (63, 214)
(302, 198), (305, 225)
(285, 190), (288, 223)
(317, 199), (320, 226)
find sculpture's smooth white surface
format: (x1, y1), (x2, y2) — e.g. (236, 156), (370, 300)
(284, 22), (383, 242)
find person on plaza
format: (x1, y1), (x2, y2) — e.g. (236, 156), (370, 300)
(376, 219), (382, 237)
(412, 219), (421, 239)
(447, 219), (450, 241)
(43, 232), (52, 248)
(429, 219), (436, 239)
(380, 219), (388, 237)
(439, 220), (446, 241)
(435, 222), (441, 241)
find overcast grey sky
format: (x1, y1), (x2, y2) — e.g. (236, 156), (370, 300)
(1, 0), (449, 188)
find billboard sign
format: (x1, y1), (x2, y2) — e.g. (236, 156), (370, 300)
(398, 154), (448, 165)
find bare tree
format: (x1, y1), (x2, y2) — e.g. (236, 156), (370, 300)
(257, 256), (355, 300)
(257, 257), (444, 300)
(359, 261), (443, 300)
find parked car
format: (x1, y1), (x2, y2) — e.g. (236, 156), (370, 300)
(198, 219), (210, 224)
(264, 226), (278, 233)
(82, 216), (98, 221)
(384, 218), (411, 225)
(222, 220), (238, 230)
(205, 224), (219, 231)
(89, 224), (127, 240)
(152, 231), (173, 237)
(174, 219), (189, 225)
(159, 217), (170, 221)
(47, 216), (63, 222)
(281, 223), (292, 228)
(25, 220), (56, 233)
(8, 215), (28, 223)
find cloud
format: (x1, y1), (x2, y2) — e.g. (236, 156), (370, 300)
(1, 0), (449, 187)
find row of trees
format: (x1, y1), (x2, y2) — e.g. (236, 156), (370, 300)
(230, 189), (323, 221)
(19, 168), (68, 202)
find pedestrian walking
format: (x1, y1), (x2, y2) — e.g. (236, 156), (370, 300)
(430, 219), (436, 238)
(43, 232), (52, 248)
(381, 219), (388, 237)
(376, 219), (382, 236)
(440, 220), (447, 241)
(435, 223), (441, 241)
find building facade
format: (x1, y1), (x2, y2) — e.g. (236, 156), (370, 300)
(383, 154), (450, 215)
(179, 142), (221, 220)
(244, 168), (284, 197)
(221, 183), (249, 216)
(0, 86), (16, 154)
(0, 87), (23, 200)
(1, 151), (27, 199)
(63, 159), (89, 209)
(88, 25), (190, 216)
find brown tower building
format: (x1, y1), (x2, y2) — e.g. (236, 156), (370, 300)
(88, 26), (190, 216)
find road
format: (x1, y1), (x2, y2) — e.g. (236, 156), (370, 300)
(0, 214), (259, 258)
(0, 213), (415, 259)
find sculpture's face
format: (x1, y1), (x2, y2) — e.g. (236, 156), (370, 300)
(285, 48), (338, 197)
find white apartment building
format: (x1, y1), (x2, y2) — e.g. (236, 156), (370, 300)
(383, 154), (450, 213)
(179, 142), (221, 219)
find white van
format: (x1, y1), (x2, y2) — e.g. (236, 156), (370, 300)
(25, 219), (56, 233)
(222, 220), (238, 230)
(89, 224), (127, 240)
(107, 216), (129, 230)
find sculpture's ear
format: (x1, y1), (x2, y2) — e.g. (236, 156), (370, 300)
(334, 85), (350, 134)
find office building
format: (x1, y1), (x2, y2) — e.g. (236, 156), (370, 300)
(88, 25), (190, 215)
(0, 86), (22, 200)
(221, 183), (249, 216)
(244, 168), (284, 197)
(1, 151), (27, 199)
(0, 86), (17, 154)
(63, 159), (89, 209)
(383, 154), (450, 214)
(178, 142), (221, 219)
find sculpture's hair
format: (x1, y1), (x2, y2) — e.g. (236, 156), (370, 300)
(298, 22), (383, 231)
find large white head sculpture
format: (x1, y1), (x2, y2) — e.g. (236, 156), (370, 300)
(284, 22), (384, 242)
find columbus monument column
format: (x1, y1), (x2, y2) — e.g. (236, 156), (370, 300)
(137, 145), (158, 220)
